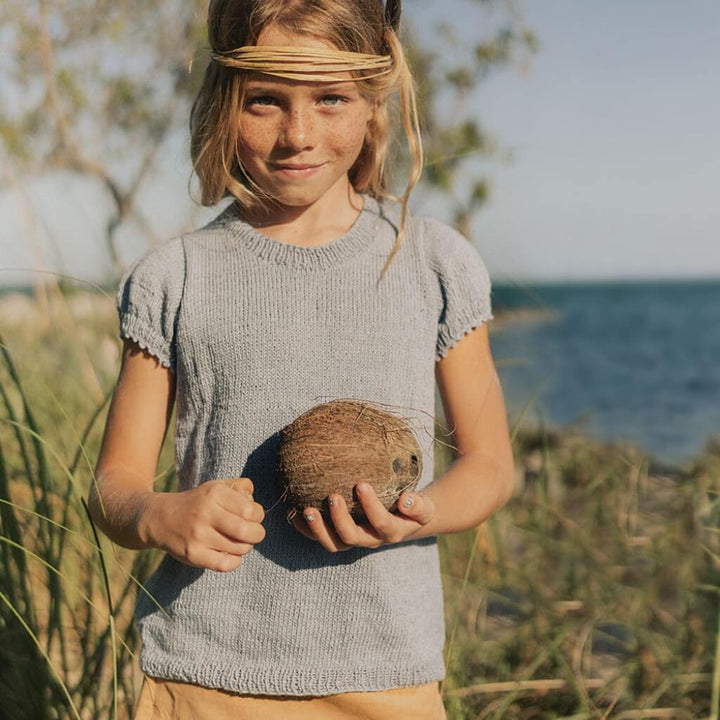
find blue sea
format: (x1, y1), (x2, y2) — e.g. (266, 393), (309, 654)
(489, 280), (720, 467)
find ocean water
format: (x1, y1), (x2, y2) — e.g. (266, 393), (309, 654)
(488, 280), (720, 467)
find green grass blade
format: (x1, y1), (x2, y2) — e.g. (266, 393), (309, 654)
(0, 437), (35, 618)
(0, 591), (82, 720)
(509, 377), (552, 444)
(711, 595), (720, 720)
(0, 340), (54, 536)
(0, 497), (98, 549)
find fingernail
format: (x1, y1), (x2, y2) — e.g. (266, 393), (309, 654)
(305, 511), (316, 522)
(328, 496), (336, 507)
(403, 495), (415, 509)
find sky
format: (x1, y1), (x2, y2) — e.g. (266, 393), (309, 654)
(1, 0), (719, 287)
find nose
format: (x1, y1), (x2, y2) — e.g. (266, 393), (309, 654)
(278, 106), (315, 152)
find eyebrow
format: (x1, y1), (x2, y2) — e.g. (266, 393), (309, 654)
(244, 81), (357, 93)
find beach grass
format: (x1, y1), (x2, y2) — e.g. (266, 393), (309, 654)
(0, 286), (717, 719)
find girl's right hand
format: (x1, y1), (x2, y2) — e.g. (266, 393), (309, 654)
(140, 477), (265, 572)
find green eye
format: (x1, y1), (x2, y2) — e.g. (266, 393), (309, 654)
(320, 95), (346, 106)
(248, 96), (277, 107)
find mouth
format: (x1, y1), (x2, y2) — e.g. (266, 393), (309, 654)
(271, 162), (326, 177)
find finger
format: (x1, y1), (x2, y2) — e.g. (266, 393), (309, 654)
(214, 510), (266, 546)
(289, 512), (316, 541)
(237, 498), (266, 523)
(303, 506), (351, 552)
(291, 512), (340, 547)
(212, 550), (244, 573)
(219, 490), (265, 523)
(173, 545), (243, 573)
(396, 490), (434, 526)
(211, 535), (256, 556)
(353, 483), (401, 539)
(207, 521), (260, 556)
(222, 477), (254, 496)
(328, 493), (382, 547)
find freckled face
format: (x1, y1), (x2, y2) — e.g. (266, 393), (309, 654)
(236, 27), (375, 211)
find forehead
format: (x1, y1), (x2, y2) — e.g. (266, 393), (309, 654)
(245, 24), (367, 91)
(255, 24), (337, 51)
(246, 25), (356, 88)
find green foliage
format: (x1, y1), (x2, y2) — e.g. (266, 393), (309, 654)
(104, 78), (169, 137)
(56, 69), (86, 113)
(2, 0), (207, 167)
(0, 117), (31, 162)
(402, 4), (538, 238)
(0, 0), (209, 275)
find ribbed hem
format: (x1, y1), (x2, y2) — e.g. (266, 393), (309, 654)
(139, 657), (446, 697)
(218, 196), (382, 270)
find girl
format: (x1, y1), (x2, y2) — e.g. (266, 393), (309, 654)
(89, 0), (515, 717)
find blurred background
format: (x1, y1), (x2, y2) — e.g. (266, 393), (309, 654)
(2, 0), (719, 465)
(0, 1), (718, 718)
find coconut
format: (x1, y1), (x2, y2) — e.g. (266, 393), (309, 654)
(276, 399), (423, 524)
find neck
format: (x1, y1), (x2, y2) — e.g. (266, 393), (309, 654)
(242, 179), (365, 247)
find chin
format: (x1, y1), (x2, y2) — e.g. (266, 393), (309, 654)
(266, 187), (331, 208)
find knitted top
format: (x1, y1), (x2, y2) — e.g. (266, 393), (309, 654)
(116, 195), (493, 697)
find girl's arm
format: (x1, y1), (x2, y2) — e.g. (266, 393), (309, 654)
(291, 322), (515, 550)
(411, 320), (515, 537)
(89, 338), (265, 572)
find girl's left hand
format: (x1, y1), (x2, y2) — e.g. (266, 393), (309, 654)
(289, 482), (435, 551)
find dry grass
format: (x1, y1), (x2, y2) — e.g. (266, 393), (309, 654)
(0, 286), (718, 719)
(437, 420), (720, 719)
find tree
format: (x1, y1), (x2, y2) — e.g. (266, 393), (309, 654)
(0, 0), (207, 276)
(0, 0), (536, 279)
(406, 0), (538, 237)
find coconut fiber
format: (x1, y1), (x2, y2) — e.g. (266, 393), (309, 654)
(276, 399), (423, 523)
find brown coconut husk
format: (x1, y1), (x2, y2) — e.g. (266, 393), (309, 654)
(276, 399), (423, 524)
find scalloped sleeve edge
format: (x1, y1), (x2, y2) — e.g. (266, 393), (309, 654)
(434, 233), (494, 361)
(436, 309), (495, 361)
(119, 313), (173, 369)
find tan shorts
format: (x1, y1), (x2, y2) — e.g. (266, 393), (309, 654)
(133, 674), (447, 720)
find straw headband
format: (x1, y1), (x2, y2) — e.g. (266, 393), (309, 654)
(211, 45), (394, 82)
(210, 0), (402, 82)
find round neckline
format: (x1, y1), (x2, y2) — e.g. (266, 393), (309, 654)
(219, 195), (381, 270)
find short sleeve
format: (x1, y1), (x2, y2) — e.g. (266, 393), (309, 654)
(116, 238), (185, 370)
(424, 218), (494, 360)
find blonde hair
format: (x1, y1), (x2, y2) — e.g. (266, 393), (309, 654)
(190, 0), (423, 279)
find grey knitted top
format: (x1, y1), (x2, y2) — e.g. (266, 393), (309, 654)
(116, 195), (493, 697)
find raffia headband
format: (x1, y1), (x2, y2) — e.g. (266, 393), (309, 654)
(210, 45), (393, 82)
(210, 0), (402, 83)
